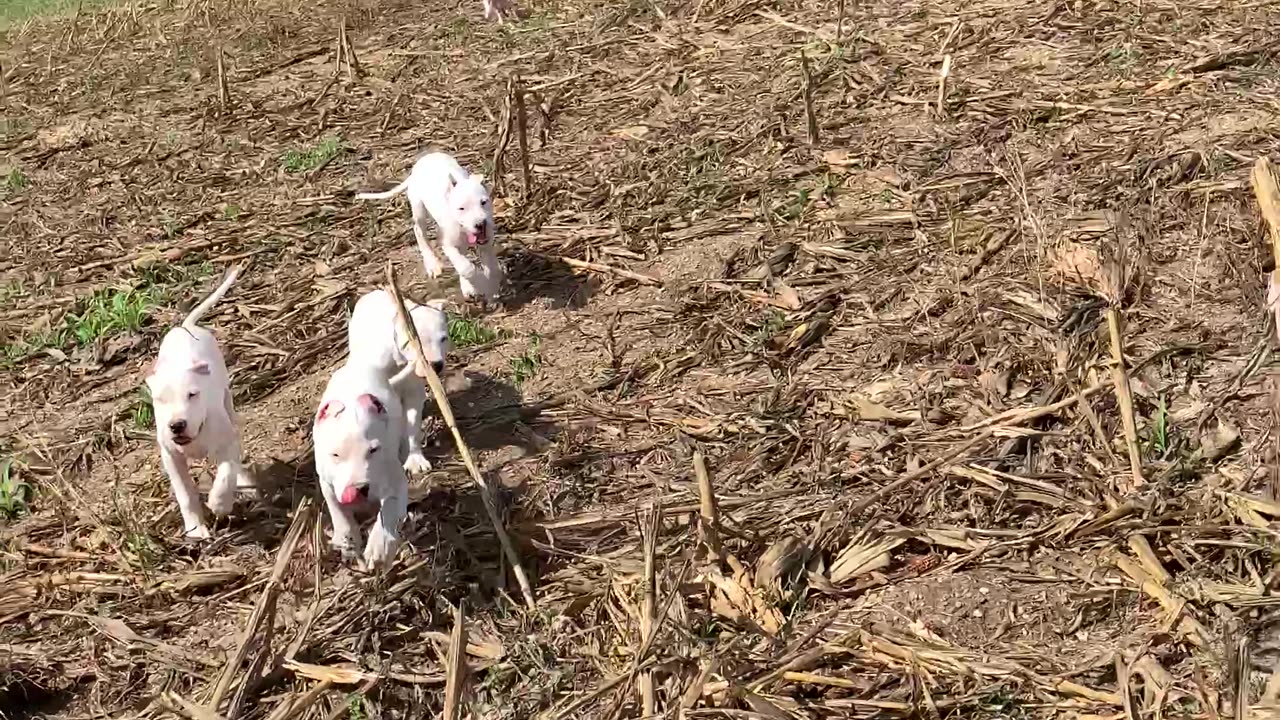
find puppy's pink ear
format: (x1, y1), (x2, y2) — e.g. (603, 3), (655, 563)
(317, 400), (345, 421)
(191, 361), (211, 375)
(357, 393), (386, 415)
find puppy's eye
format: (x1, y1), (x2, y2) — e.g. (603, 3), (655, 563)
(331, 452), (340, 460)
(187, 391), (199, 399)
(481, 199), (488, 206)
(458, 206), (466, 213)
(367, 445), (379, 456)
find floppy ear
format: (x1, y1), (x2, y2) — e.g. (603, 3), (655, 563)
(316, 400), (345, 422)
(191, 360), (211, 375)
(471, 173), (487, 186)
(357, 393), (387, 415)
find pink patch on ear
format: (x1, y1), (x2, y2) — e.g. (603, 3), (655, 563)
(317, 400), (345, 421)
(191, 361), (211, 375)
(357, 393), (386, 415)
(340, 486), (361, 504)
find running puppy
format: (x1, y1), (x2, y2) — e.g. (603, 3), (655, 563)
(146, 266), (246, 539)
(355, 152), (503, 300)
(482, 0), (514, 23)
(313, 361), (417, 568)
(347, 289), (450, 474)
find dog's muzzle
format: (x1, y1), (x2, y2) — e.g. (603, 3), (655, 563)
(170, 420), (193, 445)
(339, 485), (371, 505)
(466, 226), (488, 247)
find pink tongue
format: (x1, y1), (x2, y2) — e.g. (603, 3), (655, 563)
(467, 231), (479, 246)
(340, 486), (361, 504)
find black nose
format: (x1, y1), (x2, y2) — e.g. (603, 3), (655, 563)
(431, 360), (445, 374)
(169, 420), (187, 434)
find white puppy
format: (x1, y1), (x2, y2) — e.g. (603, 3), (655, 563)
(313, 361), (417, 568)
(347, 289), (450, 474)
(145, 267), (245, 539)
(355, 152), (503, 300)
(482, 0), (513, 23)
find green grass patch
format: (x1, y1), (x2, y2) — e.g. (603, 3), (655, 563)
(0, 0), (108, 28)
(4, 167), (28, 194)
(448, 316), (499, 347)
(510, 334), (542, 385)
(0, 458), (31, 522)
(128, 386), (154, 431)
(282, 136), (345, 173)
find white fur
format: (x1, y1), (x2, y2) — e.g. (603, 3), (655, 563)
(145, 267), (245, 539)
(482, 0), (513, 23)
(313, 361), (416, 569)
(355, 152), (504, 300)
(347, 289), (450, 474)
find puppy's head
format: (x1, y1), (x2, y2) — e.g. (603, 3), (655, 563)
(146, 358), (217, 447)
(445, 174), (494, 247)
(314, 393), (395, 505)
(404, 299), (451, 375)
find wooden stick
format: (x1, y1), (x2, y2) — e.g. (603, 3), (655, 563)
(851, 429), (995, 515)
(1250, 157), (1280, 340)
(384, 261), (537, 610)
(800, 50), (819, 145)
(693, 450), (723, 561)
(638, 503), (660, 717)
(443, 603), (468, 720)
(835, 0), (846, 44)
(160, 691), (224, 720)
(207, 499), (314, 713)
(513, 75), (533, 196)
(555, 255), (661, 286)
(217, 48), (229, 108)
(1, 62), (7, 104)
(1107, 307), (1144, 489)
(263, 680), (334, 720)
(342, 18), (363, 80)
(491, 77), (515, 196)
(935, 54), (952, 117)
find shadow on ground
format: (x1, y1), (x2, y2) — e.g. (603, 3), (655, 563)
(499, 248), (597, 311)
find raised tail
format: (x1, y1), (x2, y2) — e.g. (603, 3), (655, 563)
(183, 265), (243, 329)
(354, 177), (411, 201)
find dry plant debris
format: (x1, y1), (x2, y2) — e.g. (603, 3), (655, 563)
(3, 0), (1280, 717)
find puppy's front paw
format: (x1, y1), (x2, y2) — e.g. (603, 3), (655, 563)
(403, 453), (432, 474)
(185, 523), (213, 540)
(207, 488), (236, 517)
(424, 259), (444, 279)
(362, 528), (399, 570)
(331, 529), (361, 562)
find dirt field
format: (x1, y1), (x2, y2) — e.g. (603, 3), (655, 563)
(4, 0), (1280, 717)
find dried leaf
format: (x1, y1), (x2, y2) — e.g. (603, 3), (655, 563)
(829, 532), (905, 585)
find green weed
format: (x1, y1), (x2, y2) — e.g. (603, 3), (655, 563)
(124, 532), (165, 570)
(222, 203), (242, 221)
(282, 136), (345, 173)
(4, 167), (28, 193)
(510, 334), (542, 384)
(129, 387), (154, 431)
(448, 317), (499, 347)
(0, 458), (31, 521)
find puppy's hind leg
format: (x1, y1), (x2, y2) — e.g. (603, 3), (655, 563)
(160, 444), (210, 539)
(410, 199), (445, 278)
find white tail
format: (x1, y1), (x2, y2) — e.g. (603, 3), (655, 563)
(183, 266), (242, 329)
(354, 177), (411, 201)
